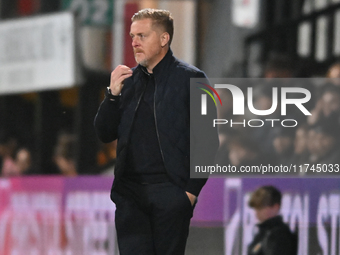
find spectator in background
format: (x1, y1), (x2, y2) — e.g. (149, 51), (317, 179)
(0, 133), (20, 177)
(53, 133), (77, 177)
(306, 120), (340, 166)
(15, 147), (36, 175)
(247, 186), (297, 255)
(308, 86), (340, 126)
(228, 135), (264, 168)
(326, 62), (340, 79)
(247, 84), (281, 161)
(325, 62), (340, 108)
(215, 132), (233, 167)
(291, 125), (310, 169)
(263, 53), (295, 78)
(272, 127), (295, 166)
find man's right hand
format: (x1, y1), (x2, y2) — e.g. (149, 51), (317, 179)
(109, 65), (133, 96)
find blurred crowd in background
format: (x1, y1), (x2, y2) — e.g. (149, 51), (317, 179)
(216, 56), (340, 174)
(0, 130), (76, 176)
(0, 128), (117, 177)
(1, 0), (340, 178)
(1, 56), (340, 177)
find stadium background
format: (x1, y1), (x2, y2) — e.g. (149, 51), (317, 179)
(0, 0), (340, 254)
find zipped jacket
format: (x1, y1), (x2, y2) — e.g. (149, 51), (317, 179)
(94, 49), (219, 196)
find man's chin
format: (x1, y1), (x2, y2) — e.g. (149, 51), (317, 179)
(136, 58), (147, 67)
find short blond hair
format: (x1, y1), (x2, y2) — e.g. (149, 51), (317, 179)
(131, 8), (174, 46)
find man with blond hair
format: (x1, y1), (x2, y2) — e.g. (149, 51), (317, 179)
(94, 8), (218, 255)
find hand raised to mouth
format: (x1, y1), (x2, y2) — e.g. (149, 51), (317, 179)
(109, 65), (133, 96)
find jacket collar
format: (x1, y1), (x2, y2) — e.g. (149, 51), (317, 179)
(137, 48), (174, 79)
(257, 215), (283, 230)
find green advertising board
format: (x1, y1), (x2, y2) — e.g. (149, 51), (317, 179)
(62, 0), (113, 26)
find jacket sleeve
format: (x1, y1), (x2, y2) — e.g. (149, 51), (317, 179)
(94, 90), (121, 143)
(185, 71), (219, 197)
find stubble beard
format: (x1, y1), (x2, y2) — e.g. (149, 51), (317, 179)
(135, 48), (161, 69)
(136, 57), (148, 67)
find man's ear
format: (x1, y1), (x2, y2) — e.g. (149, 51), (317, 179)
(161, 32), (170, 47)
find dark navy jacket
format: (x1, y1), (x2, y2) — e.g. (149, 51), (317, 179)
(94, 49), (219, 196)
(247, 216), (297, 255)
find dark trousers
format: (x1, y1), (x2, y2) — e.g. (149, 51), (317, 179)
(111, 179), (195, 255)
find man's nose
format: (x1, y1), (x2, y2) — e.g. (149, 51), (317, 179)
(132, 37), (140, 47)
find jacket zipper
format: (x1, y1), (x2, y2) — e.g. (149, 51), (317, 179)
(134, 71), (148, 112)
(135, 90), (145, 112)
(127, 72), (147, 142)
(137, 68), (166, 167)
(153, 78), (166, 166)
